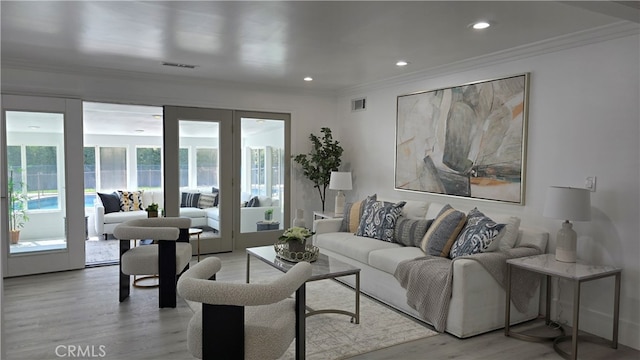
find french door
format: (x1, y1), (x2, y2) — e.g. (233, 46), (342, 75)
(1, 95), (85, 277)
(164, 107), (290, 250)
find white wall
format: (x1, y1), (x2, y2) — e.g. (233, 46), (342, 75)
(335, 34), (640, 349)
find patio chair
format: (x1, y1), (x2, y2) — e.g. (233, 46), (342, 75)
(114, 217), (192, 308)
(177, 257), (311, 360)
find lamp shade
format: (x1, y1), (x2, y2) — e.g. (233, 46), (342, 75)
(543, 186), (591, 221)
(329, 171), (352, 191)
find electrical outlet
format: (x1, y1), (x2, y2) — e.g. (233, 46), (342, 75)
(585, 176), (597, 192)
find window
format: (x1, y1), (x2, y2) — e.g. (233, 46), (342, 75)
(8, 145), (59, 210)
(196, 148), (218, 187)
(179, 148), (189, 187)
(270, 147), (284, 200)
(136, 147), (161, 190)
(99, 147), (126, 190)
(249, 148), (266, 196)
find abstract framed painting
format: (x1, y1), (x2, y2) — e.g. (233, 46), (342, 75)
(395, 73), (529, 204)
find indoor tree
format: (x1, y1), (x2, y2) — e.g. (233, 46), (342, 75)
(292, 127), (344, 212)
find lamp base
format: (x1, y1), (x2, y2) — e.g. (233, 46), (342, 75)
(555, 220), (577, 263)
(334, 191), (345, 217)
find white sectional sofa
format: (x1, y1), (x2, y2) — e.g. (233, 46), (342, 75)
(313, 198), (548, 338)
(95, 191), (282, 238)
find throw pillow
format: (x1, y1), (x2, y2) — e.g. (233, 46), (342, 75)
(181, 192), (201, 208)
(98, 192), (121, 214)
(497, 216), (521, 252)
(340, 194), (377, 233)
(356, 200), (406, 242)
(419, 204), (466, 257)
(118, 190), (144, 212)
(393, 217), (433, 247)
(449, 208), (505, 258)
(247, 196), (260, 207)
(213, 193), (219, 207)
(198, 193), (217, 209)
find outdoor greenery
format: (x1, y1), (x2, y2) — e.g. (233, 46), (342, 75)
(292, 127), (344, 211)
(8, 170), (29, 231)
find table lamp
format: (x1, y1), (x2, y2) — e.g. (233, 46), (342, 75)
(543, 186), (591, 263)
(329, 171), (352, 217)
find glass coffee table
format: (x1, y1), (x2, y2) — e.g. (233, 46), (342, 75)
(246, 245), (361, 359)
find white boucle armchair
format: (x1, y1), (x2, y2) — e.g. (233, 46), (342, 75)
(177, 257), (312, 360)
(114, 217), (192, 308)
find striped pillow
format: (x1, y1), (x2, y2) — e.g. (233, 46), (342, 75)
(420, 204), (467, 257)
(181, 192), (201, 208)
(198, 193), (217, 209)
(118, 190), (144, 212)
(340, 194), (377, 233)
(393, 217), (433, 246)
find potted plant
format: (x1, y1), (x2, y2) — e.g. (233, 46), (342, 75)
(8, 170), (29, 244)
(145, 203), (159, 218)
(292, 127), (344, 212)
(264, 208), (274, 221)
(278, 226), (315, 253)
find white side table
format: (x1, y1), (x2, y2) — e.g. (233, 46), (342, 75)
(505, 254), (621, 360)
(313, 211), (342, 220)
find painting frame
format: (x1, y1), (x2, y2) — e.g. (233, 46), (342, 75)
(395, 73), (529, 204)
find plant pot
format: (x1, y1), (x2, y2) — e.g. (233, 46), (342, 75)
(288, 239), (306, 253)
(10, 230), (20, 244)
(147, 211), (158, 218)
(265, 213), (273, 221)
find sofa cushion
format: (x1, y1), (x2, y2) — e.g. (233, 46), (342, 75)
(450, 208), (505, 258)
(368, 247), (426, 275)
(340, 194), (377, 233)
(181, 192), (201, 208)
(205, 207), (219, 220)
(356, 200), (406, 242)
(180, 207), (206, 219)
(393, 217), (433, 246)
(401, 201), (430, 220)
(197, 193), (217, 209)
(118, 190), (144, 211)
(314, 232), (399, 264)
(98, 192), (121, 214)
(104, 210), (147, 224)
(498, 217), (521, 251)
(420, 204), (466, 257)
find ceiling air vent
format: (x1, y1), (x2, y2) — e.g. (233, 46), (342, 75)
(162, 62), (198, 69)
(351, 98), (366, 112)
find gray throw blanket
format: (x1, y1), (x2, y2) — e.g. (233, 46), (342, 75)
(394, 245), (542, 332)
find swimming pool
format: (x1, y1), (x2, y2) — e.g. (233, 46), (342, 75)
(27, 195), (96, 210)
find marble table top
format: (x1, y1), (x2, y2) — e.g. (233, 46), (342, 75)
(507, 254), (621, 281)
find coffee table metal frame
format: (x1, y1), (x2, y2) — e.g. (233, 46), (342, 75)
(246, 245), (360, 360)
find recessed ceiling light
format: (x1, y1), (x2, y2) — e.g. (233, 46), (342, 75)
(304, 76), (313, 82)
(472, 21), (491, 30)
(28, 125), (40, 129)
(396, 60), (409, 67)
(135, 129), (144, 133)
(153, 115), (162, 119)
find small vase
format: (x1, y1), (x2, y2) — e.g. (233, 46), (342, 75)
(293, 208), (305, 228)
(288, 239), (306, 253)
(265, 213), (273, 221)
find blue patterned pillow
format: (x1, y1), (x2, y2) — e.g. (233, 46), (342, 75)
(450, 208), (505, 258)
(356, 201), (406, 242)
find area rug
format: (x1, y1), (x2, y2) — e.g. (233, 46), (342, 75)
(186, 277), (438, 360)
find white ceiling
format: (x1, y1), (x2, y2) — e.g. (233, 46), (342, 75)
(2, 1), (638, 92)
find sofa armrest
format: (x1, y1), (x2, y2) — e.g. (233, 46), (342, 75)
(313, 218), (342, 234)
(94, 202), (105, 235)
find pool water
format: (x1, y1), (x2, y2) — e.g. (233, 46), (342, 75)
(27, 195), (96, 210)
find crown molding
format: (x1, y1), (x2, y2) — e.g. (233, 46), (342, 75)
(337, 21), (639, 97)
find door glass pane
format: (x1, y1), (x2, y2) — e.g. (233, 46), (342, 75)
(84, 147), (96, 209)
(179, 148), (189, 187)
(6, 111), (66, 254)
(240, 118), (284, 233)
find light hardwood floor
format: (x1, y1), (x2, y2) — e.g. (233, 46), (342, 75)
(4, 251), (638, 360)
